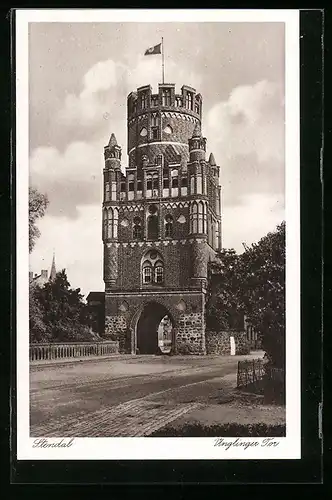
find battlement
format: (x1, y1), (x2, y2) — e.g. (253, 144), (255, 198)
(127, 83), (202, 120)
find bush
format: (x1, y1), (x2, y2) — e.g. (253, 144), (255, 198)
(149, 422), (286, 437)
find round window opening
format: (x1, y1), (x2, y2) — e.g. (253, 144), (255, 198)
(164, 125), (173, 134)
(148, 204), (158, 215)
(149, 250), (158, 260)
(140, 127), (147, 137)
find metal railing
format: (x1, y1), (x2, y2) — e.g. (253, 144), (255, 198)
(237, 358), (265, 389)
(29, 341), (119, 362)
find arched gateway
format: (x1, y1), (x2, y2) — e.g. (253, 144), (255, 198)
(135, 302), (174, 354)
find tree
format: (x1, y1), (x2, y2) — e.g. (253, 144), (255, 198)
(30, 269), (100, 343)
(206, 222), (285, 368)
(239, 221), (285, 368)
(206, 249), (244, 331)
(29, 186), (49, 253)
(29, 281), (50, 343)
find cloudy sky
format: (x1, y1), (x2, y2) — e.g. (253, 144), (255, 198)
(29, 21), (285, 297)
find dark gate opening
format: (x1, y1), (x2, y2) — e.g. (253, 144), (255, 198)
(136, 302), (174, 355)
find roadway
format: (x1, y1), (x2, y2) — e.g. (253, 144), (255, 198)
(30, 353), (262, 437)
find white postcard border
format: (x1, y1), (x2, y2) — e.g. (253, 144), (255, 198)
(16, 9), (300, 460)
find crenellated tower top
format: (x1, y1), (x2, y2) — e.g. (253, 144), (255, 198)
(127, 83), (203, 169)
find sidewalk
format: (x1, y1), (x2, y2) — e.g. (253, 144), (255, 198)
(150, 372), (286, 434)
(30, 353), (135, 369)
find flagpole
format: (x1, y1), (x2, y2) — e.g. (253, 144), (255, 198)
(161, 37), (165, 84)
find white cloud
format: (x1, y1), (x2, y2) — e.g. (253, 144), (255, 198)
(206, 80), (284, 165)
(222, 193), (284, 252)
(82, 59), (119, 94)
(57, 59), (126, 126)
(57, 56), (202, 128)
(29, 205), (103, 298)
(29, 140), (105, 217)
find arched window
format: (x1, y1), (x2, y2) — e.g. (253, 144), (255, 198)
(211, 222), (216, 249)
(107, 208), (113, 239)
(113, 208), (118, 238)
(133, 216), (142, 240)
(156, 154), (163, 166)
(103, 208), (108, 239)
(163, 170), (169, 197)
(137, 178), (143, 199)
(152, 173), (159, 196)
(142, 261), (152, 284)
(141, 250), (164, 285)
(186, 92), (193, 110)
(204, 202), (208, 233)
(171, 169), (178, 197)
(175, 97), (182, 107)
(105, 182), (110, 201)
(141, 92), (148, 109)
(151, 114), (159, 127)
(198, 202), (204, 233)
(111, 181), (117, 200)
(146, 173), (152, 197)
(190, 175), (195, 194)
(165, 214), (173, 238)
(128, 174), (135, 200)
(197, 166), (203, 194)
(181, 174), (188, 196)
(162, 89), (171, 106)
(147, 204), (159, 239)
(208, 214), (213, 247)
(215, 222), (220, 250)
(154, 261), (164, 283)
(120, 180), (126, 200)
(191, 202), (198, 233)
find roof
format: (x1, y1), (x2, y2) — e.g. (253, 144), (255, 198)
(209, 152), (217, 166)
(192, 122), (201, 138)
(86, 291), (105, 303)
(108, 133), (118, 148)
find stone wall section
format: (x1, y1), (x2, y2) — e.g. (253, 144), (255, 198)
(206, 330), (250, 355)
(176, 312), (205, 355)
(105, 315), (128, 353)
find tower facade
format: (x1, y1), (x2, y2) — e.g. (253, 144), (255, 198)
(102, 83), (222, 354)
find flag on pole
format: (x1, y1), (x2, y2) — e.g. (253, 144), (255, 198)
(144, 43), (162, 56)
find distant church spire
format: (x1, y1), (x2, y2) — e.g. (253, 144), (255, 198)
(50, 252), (57, 281)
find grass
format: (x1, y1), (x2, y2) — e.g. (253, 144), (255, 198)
(149, 422), (286, 437)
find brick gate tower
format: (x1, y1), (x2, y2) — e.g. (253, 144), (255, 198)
(102, 83), (222, 354)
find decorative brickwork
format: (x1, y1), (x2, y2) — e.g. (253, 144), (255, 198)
(100, 83), (222, 355)
(103, 244), (118, 284)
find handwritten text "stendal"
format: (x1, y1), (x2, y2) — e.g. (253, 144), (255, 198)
(214, 438), (280, 450)
(32, 438), (75, 448)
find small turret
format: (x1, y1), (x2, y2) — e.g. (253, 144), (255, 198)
(188, 122), (206, 162)
(104, 133), (122, 170)
(208, 152), (216, 166)
(108, 133), (118, 148)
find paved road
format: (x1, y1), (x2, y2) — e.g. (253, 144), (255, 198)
(30, 353), (262, 437)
